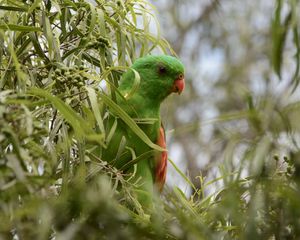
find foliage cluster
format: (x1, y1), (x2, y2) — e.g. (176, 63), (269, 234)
(0, 0), (300, 239)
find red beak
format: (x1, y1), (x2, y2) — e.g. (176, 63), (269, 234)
(172, 75), (185, 95)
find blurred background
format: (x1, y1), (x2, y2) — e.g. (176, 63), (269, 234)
(151, 0), (300, 195)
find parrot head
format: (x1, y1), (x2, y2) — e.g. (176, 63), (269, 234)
(119, 55), (185, 102)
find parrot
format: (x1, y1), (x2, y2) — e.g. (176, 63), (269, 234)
(101, 55), (185, 210)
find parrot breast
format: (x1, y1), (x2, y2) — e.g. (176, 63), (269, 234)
(155, 126), (168, 192)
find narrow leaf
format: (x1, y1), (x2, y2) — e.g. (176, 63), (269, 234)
(0, 24), (42, 32)
(86, 86), (105, 135)
(99, 93), (165, 151)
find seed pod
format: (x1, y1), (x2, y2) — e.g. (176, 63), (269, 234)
(55, 69), (61, 75)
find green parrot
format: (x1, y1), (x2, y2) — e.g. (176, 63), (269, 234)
(101, 55), (185, 210)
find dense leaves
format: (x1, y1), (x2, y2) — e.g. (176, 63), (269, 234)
(0, 0), (169, 238)
(1, 0), (300, 239)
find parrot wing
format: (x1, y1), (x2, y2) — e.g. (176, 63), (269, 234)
(155, 125), (168, 192)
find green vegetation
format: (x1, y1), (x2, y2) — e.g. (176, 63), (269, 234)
(0, 0), (300, 239)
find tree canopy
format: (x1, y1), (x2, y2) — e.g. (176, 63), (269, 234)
(1, 0), (300, 239)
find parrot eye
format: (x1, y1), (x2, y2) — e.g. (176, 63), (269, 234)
(178, 73), (184, 79)
(157, 64), (167, 75)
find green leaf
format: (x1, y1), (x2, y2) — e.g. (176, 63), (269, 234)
(86, 86), (105, 135)
(169, 158), (197, 192)
(0, 24), (42, 32)
(123, 69), (140, 100)
(271, 0), (292, 79)
(16, 38), (31, 57)
(29, 32), (50, 62)
(119, 150), (156, 170)
(42, 12), (61, 61)
(86, 3), (97, 36)
(99, 93), (165, 152)
(82, 53), (101, 67)
(0, 5), (27, 11)
(106, 117), (118, 145)
(62, 46), (84, 60)
(291, 26), (300, 91)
